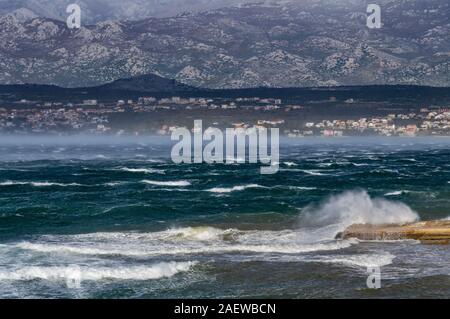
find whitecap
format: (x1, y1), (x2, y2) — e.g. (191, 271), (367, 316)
(280, 169), (328, 175)
(141, 180), (191, 187)
(16, 239), (356, 257)
(0, 181), (83, 187)
(31, 182), (83, 187)
(284, 186), (317, 191)
(0, 262), (197, 282)
(104, 182), (127, 187)
(15, 227), (357, 257)
(207, 184), (264, 193)
(301, 169), (327, 176)
(283, 162), (298, 167)
(0, 181), (28, 186)
(119, 167), (165, 174)
(384, 190), (410, 196)
(312, 252), (395, 268)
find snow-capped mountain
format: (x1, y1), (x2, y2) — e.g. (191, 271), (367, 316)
(0, 0), (448, 88)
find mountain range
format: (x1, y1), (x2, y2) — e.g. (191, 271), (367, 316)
(0, 0), (448, 89)
(0, 73), (199, 103)
(0, 0), (255, 23)
(1, 74), (450, 107)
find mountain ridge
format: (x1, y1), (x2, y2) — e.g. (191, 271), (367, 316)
(1, 74), (449, 105)
(0, 0), (448, 88)
(0, 0), (255, 23)
(96, 73), (197, 92)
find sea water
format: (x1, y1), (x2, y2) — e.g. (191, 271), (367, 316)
(0, 136), (449, 298)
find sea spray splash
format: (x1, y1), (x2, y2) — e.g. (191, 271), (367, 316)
(298, 190), (419, 240)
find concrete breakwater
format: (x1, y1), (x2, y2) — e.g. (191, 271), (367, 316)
(337, 220), (450, 244)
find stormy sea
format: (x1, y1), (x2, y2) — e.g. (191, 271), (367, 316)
(0, 136), (449, 298)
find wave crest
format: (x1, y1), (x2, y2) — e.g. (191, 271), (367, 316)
(141, 180), (191, 187)
(0, 262), (197, 282)
(16, 227), (357, 257)
(119, 167), (165, 174)
(207, 184), (264, 193)
(0, 181), (83, 187)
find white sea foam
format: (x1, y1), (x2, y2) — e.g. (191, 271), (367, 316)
(41, 226), (237, 242)
(384, 190), (410, 196)
(284, 162), (298, 167)
(16, 226), (357, 257)
(119, 167), (165, 174)
(146, 159), (164, 163)
(0, 181), (28, 186)
(16, 239), (356, 257)
(312, 252), (395, 268)
(0, 181), (83, 187)
(141, 180), (191, 187)
(370, 168), (399, 174)
(0, 262), (197, 281)
(351, 163), (370, 167)
(163, 227), (235, 241)
(280, 169), (328, 175)
(317, 162), (333, 167)
(241, 251), (396, 269)
(207, 184), (264, 193)
(104, 182), (127, 187)
(31, 182), (83, 187)
(285, 186), (317, 191)
(146, 188), (192, 192)
(301, 169), (327, 176)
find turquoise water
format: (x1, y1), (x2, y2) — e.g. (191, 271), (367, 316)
(0, 137), (449, 298)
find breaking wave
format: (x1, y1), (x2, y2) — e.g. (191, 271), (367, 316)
(15, 226), (357, 257)
(104, 182), (127, 187)
(119, 167), (165, 174)
(284, 186), (317, 191)
(0, 262), (197, 282)
(0, 181), (83, 187)
(311, 252), (395, 268)
(384, 190), (411, 196)
(13, 190), (418, 259)
(207, 184), (264, 193)
(284, 162), (298, 167)
(141, 180), (191, 187)
(280, 169), (330, 176)
(298, 190), (419, 239)
(302, 170), (326, 176)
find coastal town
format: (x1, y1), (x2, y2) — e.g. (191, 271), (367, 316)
(1, 95), (450, 137)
